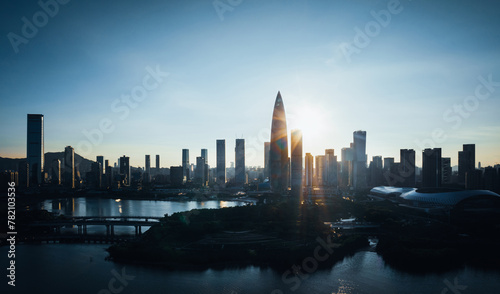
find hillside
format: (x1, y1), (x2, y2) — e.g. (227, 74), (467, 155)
(0, 152), (94, 174)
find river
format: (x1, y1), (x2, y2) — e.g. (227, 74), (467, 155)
(3, 197), (500, 294)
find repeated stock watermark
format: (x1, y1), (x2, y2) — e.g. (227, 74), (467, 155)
(212, 0), (243, 21)
(440, 277), (467, 294)
(384, 74), (499, 186)
(270, 234), (336, 293)
(245, 127), (270, 166)
(338, 0), (407, 63)
(97, 267), (135, 294)
(76, 65), (169, 159)
(7, 0), (71, 54)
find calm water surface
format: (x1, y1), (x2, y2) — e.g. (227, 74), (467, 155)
(3, 198), (499, 293)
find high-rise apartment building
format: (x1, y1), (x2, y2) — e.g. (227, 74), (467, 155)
(216, 140), (226, 185)
(235, 139), (245, 185)
(27, 114), (44, 185)
(422, 148), (442, 187)
(291, 129), (303, 198)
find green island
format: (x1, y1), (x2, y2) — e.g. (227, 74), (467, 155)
(106, 198), (368, 270)
(106, 194), (500, 272)
(7, 192), (500, 272)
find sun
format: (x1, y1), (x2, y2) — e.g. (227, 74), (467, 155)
(287, 104), (327, 143)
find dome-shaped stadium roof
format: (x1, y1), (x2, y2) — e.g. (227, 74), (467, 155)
(400, 189), (500, 207)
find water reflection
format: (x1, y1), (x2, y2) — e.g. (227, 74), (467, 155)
(38, 198), (253, 235)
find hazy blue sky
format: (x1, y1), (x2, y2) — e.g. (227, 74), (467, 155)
(1, 0), (499, 168)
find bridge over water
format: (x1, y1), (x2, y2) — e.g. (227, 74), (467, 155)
(324, 221), (380, 229)
(26, 216), (162, 243)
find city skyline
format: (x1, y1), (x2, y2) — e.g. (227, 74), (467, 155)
(2, 108), (499, 171)
(1, 1), (500, 168)
(2, 2), (500, 293)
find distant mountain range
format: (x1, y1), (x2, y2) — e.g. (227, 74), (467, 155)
(0, 152), (94, 174)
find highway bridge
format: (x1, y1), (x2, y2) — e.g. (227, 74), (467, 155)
(25, 216), (162, 243)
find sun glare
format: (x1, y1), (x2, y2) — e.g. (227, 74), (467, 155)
(288, 105), (326, 142)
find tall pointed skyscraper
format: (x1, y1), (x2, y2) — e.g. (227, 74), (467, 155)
(270, 91), (289, 193)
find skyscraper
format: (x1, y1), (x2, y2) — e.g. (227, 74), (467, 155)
(182, 149), (189, 180)
(64, 146), (75, 189)
(27, 114), (44, 185)
(120, 155), (130, 186)
(383, 157), (394, 171)
(270, 91), (288, 193)
(341, 147), (354, 187)
(325, 149), (338, 187)
(195, 156), (206, 186)
(305, 153), (314, 188)
(315, 155), (326, 186)
(422, 148), (442, 187)
(442, 157), (452, 184)
(96, 156), (104, 174)
(400, 149), (416, 187)
(216, 140), (226, 185)
(156, 155), (160, 170)
(91, 161), (102, 189)
(235, 139), (245, 185)
(104, 159), (111, 188)
(352, 131), (367, 188)
(201, 149), (209, 185)
(459, 144), (475, 186)
(96, 155), (104, 187)
(145, 155), (151, 183)
(369, 156), (383, 187)
(264, 142), (271, 179)
(51, 159), (61, 185)
(291, 129), (303, 199)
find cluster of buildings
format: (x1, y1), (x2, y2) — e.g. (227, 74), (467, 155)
(2, 94), (500, 197)
(265, 93), (500, 198)
(4, 113), (252, 190)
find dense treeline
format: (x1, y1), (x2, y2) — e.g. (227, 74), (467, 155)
(107, 200), (369, 269)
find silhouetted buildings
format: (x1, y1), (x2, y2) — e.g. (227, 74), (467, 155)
(96, 155), (104, 174)
(170, 166), (184, 187)
(291, 129), (303, 199)
(270, 91), (289, 193)
(105, 160), (113, 188)
(235, 139), (245, 185)
(64, 146), (75, 189)
(400, 149), (416, 187)
(18, 160), (29, 188)
(353, 131), (367, 188)
(27, 114), (44, 186)
(51, 159), (61, 185)
(120, 155), (130, 186)
(369, 156), (383, 187)
(442, 157), (452, 184)
(144, 155), (151, 183)
(315, 155), (325, 187)
(459, 144), (476, 188)
(341, 147), (353, 187)
(195, 156), (206, 186)
(305, 153), (313, 188)
(89, 161), (102, 188)
(216, 140), (226, 185)
(201, 149), (209, 185)
(384, 157), (394, 171)
(422, 148), (442, 187)
(1, 171), (18, 190)
(264, 142), (270, 179)
(325, 149), (338, 187)
(182, 149), (189, 181)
